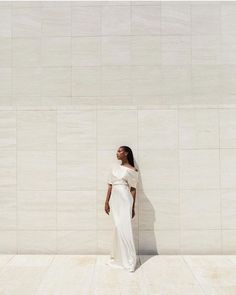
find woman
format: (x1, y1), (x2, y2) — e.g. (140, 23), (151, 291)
(104, 146), (139, 272)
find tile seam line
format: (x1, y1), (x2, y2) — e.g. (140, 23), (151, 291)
(12, 3), (18, 255)
(219, 0), (223, 256)
(182, 255), (208, 295)
(34, 255), (56, 294)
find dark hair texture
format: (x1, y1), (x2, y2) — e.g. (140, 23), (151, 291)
(120, 146), (136, 169)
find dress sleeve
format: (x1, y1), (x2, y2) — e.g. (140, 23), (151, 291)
(107, 168), (113, 185)
(128, 171), (139, 189)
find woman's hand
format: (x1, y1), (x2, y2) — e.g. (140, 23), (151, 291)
(132, 207), (135, 218)
(105, 201), (110, 215)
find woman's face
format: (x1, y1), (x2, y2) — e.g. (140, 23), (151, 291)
(116, 147), (127, 160)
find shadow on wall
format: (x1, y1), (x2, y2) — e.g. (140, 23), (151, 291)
(134, 160), (158, 258)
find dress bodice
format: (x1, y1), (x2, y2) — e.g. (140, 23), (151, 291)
(107, 163), (139, 189)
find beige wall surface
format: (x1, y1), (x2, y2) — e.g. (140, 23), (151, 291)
(0, 1), (236, 254)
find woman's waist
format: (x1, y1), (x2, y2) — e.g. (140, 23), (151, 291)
(112, 181), (129, 186)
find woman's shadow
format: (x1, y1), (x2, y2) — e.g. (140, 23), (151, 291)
(134, 161), (158, 271)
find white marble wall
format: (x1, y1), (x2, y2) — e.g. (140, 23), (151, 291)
(0, 1), (236, 254)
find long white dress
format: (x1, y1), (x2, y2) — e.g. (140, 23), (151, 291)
(106, 163), (139, 272)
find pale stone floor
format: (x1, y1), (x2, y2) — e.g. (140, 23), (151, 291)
(0, 255), (236, 295)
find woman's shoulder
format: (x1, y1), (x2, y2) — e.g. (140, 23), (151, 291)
(127, 165), (138, 172)
(113, 163), (138, 172)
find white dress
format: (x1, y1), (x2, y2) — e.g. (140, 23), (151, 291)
(106, 163), (139, 272)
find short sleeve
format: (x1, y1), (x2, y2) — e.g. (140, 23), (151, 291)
(107, 168), (113, 185)
(128, 171), (139, 189)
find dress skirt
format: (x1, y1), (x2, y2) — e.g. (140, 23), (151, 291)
(106, 164), (139, 272)
(109, 184), (137, 271)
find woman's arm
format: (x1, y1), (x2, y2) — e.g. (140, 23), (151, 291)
(130, 187), (136, 209)
(105, 184), (112, 203)
(104, 184), (112, 215)
(130, 187), (136, 218)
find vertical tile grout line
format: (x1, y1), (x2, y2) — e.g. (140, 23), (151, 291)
(40, 2), (42, 107)
(93, 1), (102, 287)
(12, 1), (18, 255)
(219, 1), (223, 256)
(56, 108), (58, 256)
(190, 0), (193, 116)
(95, 0), (102, 265)
(158, 0), (161, 260)
(179, 0), (193, 256)
(179, 0), (192, 255)
(13, 2), (19, 255)
(70, 0), (72, 107)
(55, 1), (58, 255)
(93, 0), (102, 269)
(177, 93), (181, 254)
(12, 2), (18, 255)
(218, 105), (222, 255)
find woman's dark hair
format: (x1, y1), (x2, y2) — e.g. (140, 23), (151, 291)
(120, 146), (136, 169)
